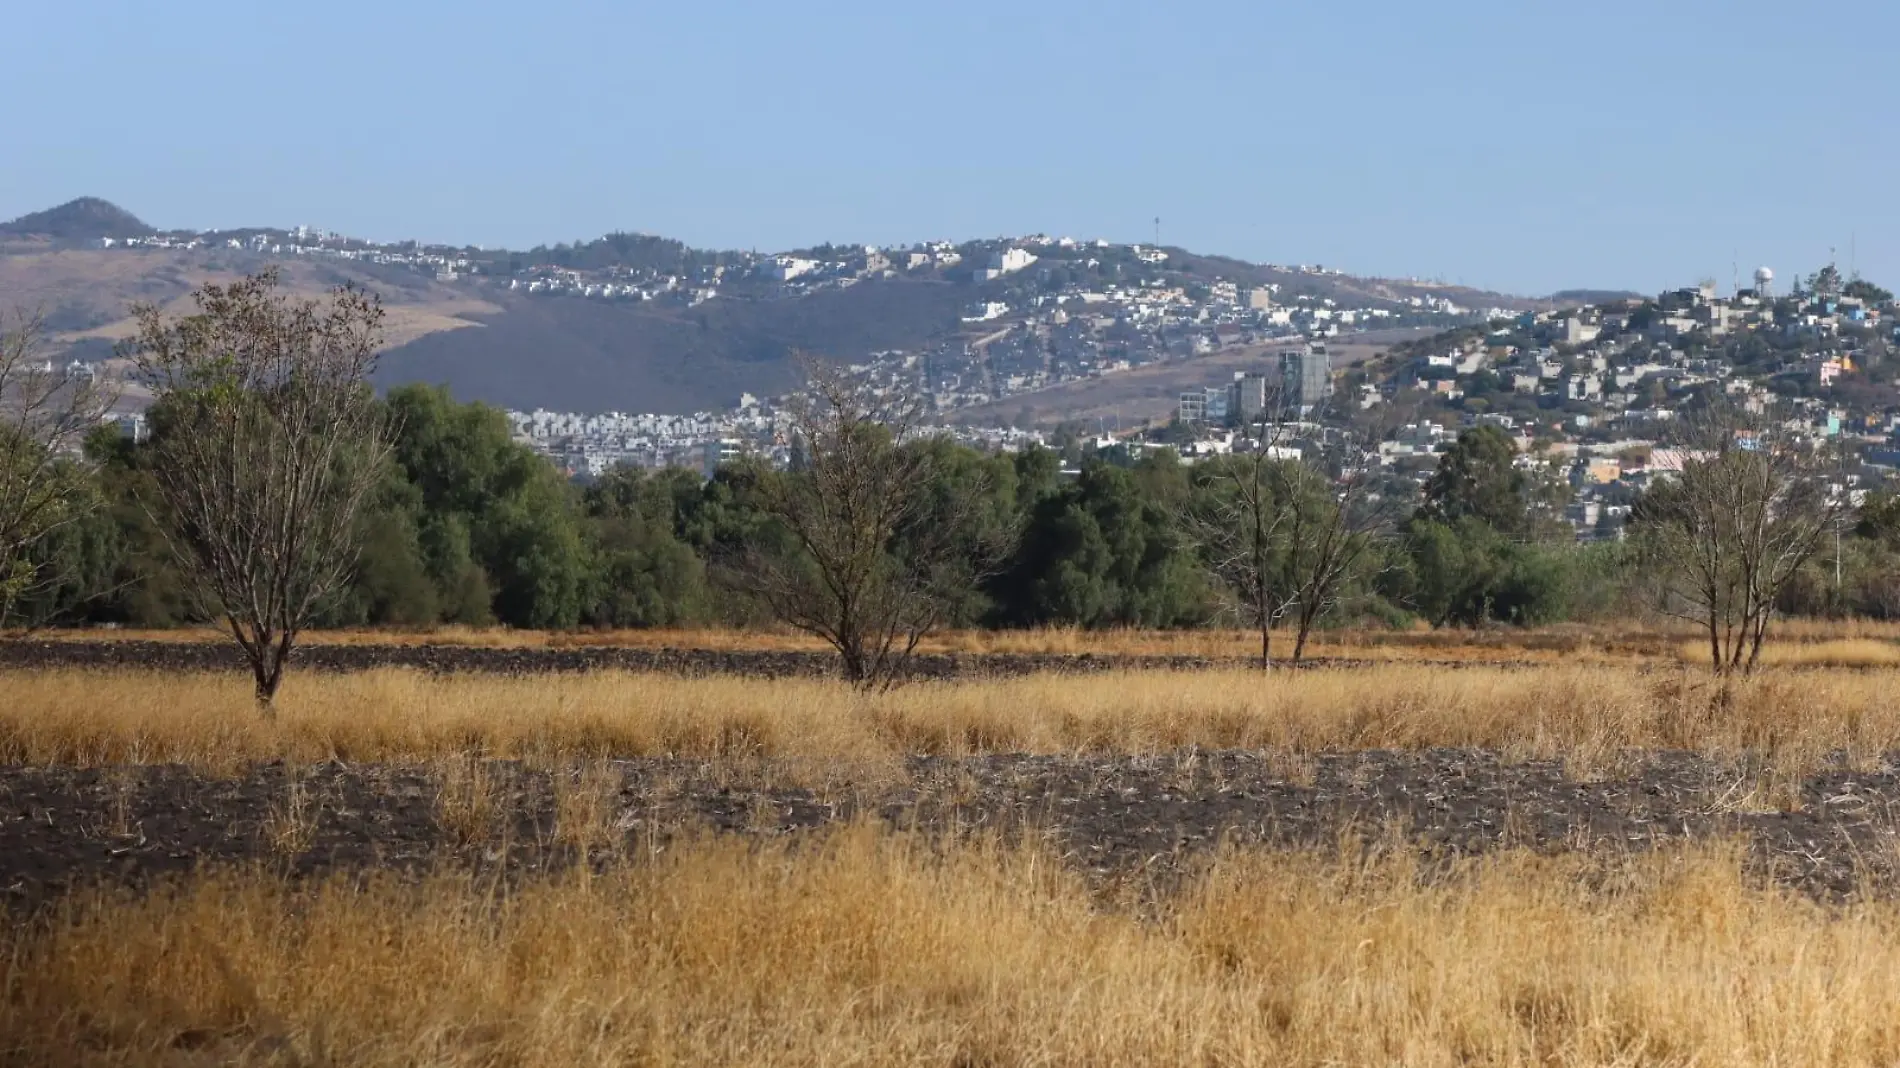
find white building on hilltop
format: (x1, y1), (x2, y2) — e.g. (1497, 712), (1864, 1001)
(766, 256), (818, 281)
(976, 247), (1038, 282)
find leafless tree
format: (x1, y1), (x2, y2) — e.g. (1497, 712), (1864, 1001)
(1189, 404), (1393, 667)
(0, 310), (118, 626)
(1280, 423), (1399, 662)
(128, 270), (393, 708)
(1636, 400), (1842, 675)
(736, 357), (1014, 688)
(1187, 417), (1301, 667)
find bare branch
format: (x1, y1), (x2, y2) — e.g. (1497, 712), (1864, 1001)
(1634, 399), (1841, 675)
(727, 354), (1016, 688)
(127, 269), (393, 708)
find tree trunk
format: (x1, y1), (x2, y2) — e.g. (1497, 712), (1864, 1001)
(1744, 608), (1771, 674)
(1293, 608), (1314, 664)
(250, 633), (294, 713)
(1258, 618), (1272, 670)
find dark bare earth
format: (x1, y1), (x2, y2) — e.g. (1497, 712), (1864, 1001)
(0, 639), (1239, 679)
(6, 751), (1899, 911)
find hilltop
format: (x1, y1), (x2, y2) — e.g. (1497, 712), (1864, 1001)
(0, 197), (155, 244)
(0, 198), (1575, 415)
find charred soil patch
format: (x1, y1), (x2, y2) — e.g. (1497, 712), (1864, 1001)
(7, 749), (1900, 911)
(0, 638), (1262, 679)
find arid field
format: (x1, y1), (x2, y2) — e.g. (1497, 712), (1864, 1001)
(12, 626), (1900, 1065)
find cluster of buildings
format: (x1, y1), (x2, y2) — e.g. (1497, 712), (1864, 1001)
(1341, 271), (1894, 538)
(105, 225), (477, 281)
(505, 396), (780, 478)
(505, 390), (1051, 480)
(1177, 344), (1335, 424)
(92, 222), (1505, 422)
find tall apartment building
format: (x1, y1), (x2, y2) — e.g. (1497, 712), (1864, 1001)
(1233, 370), (1272, 419)
(1279, 344), (1333, 411)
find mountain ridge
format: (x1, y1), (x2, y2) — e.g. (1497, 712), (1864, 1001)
(0, 197), (1617, 415)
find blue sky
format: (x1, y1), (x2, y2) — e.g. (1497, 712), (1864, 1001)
(7, 0), (1895, 295)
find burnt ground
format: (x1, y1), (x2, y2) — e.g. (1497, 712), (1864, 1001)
(6, 750), (1900, 911)
(0, 639), (1386, 678)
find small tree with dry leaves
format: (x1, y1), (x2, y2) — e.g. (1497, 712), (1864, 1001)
(129, 270), (393, 708)
(1634, 400), (1843, 675)
(0, 310), (118, 625)
(1189, 407), (1393, 667)
(734, 357), (1014, 688)
(1278, 426), (1397, 663)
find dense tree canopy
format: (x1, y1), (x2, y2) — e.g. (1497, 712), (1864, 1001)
(20, 381), (1900, 645)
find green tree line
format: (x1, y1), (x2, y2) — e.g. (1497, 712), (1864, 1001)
(13, 393), (1898, 635)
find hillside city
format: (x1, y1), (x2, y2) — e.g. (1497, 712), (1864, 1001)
(78, 216), (1900, 545)
(91, 220), (1507, 435)
(507, 265), (1900, 546)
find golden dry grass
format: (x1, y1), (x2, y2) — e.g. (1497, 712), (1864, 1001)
(1673, 637), (1900, 669)
(3, 663), (1896, 772)
(10, 826), (1900, 1066)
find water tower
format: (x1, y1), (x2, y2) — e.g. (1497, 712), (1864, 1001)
(1754, 266), (1775, 299)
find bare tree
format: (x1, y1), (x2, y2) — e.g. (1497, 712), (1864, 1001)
(1189, 406), (1393, 667)
(1636, 400), (1842, 675)
(1279, 424), (1398, 662)
(1187, 417), (1300, 667)
(0, 310), (118, 626)
(736, 357), (1014, 688)
(128, 270), (393, 708)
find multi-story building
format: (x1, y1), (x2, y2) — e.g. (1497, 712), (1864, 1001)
(1232, 370), (1272, 420)
(1178, 390), (1207, 424)
(1280, 344), (1333, 411)
(1178, 385), (1232, 425)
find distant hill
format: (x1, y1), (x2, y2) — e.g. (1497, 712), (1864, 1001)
(376, 279), (969, 412)
(0, 196), (1629, 416)
(0, 197), (154, 244)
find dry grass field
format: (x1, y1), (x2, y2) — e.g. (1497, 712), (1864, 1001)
(14, 629), (1900, 1065)
(3, 662), (1897, 772)
(10, 827), (1900, 1066)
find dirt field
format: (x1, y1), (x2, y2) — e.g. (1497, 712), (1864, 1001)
(2, 748), (1895, 914)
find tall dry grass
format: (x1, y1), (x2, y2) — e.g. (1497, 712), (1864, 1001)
(9, 826), (1900, 1066)
(3, 664), (1896, 771)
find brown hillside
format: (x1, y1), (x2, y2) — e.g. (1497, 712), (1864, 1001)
(375, 279), (969, 412)
(0, 248), (498, 353)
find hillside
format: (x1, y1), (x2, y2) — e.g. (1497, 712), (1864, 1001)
(0, 197), (1591, 417)
(0, 248), (498, 353)
(377, 279), (968, 411)
(0, 197), (154, 244)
